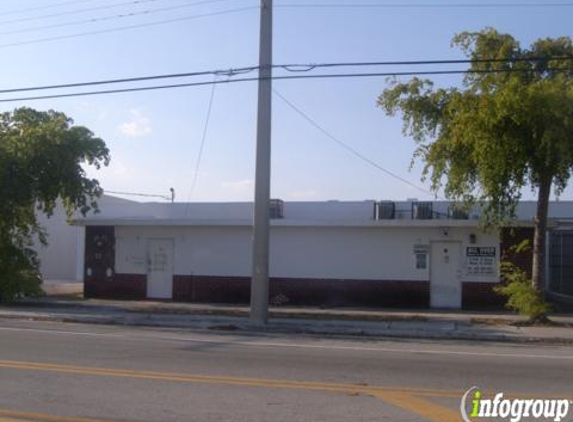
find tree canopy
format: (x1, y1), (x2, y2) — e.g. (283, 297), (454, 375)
(0, 108), (109, 301)
(378, 28), (573, 290)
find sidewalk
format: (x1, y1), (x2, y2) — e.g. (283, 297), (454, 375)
(1, 297), (573, 344)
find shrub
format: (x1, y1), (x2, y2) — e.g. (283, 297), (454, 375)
(0, 240), (44, 302)
(495, 277), (551, 322)
(495, 242), (551, 322)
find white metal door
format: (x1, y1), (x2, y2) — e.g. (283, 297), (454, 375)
(430, 242), (462, 309)
(147, 239), (174, 299)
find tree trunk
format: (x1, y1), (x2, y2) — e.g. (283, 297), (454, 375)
(531, 176), (552, 292)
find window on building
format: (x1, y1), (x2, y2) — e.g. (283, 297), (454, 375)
(416, 253), (427, 269)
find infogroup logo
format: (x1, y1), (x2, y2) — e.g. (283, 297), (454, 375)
(460, 387), (571, 422)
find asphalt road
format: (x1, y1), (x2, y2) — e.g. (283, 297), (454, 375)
(0, 319), (571, 422)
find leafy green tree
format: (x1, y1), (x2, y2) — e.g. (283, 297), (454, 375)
(378, 28), (573, 294)
(0, 108), (109, 301)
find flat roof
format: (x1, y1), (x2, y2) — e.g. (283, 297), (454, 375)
(70, 198), (572, 228)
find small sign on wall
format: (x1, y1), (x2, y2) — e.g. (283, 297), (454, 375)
(413, 244), (429, 270)
(466, 247), (496, 276)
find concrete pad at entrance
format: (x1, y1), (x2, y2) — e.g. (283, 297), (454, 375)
(41, 280), (83, 296)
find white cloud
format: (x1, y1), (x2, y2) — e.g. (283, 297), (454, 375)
(221, 178), (254, 193)
(119, 109), (152, 138)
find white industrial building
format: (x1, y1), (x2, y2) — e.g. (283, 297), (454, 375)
(50, 198), (573, 309)
(34, 195), (137, 294)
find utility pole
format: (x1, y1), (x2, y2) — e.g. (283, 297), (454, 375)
(250, 0), (273, 324)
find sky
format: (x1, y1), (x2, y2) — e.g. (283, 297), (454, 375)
(0, 0), (571, 203)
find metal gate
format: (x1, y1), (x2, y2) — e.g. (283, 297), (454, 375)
(548, 230), (573, 297)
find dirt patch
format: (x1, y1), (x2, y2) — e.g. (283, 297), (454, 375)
(124, 306), (430, 323)
(126, 307), (248, 318)
(511, 319), (573, 328)
(208, 324), (241, 331)
(470, 317), (512, 326)
(471, 316), (573, 328)
(270, 312), (429, 323)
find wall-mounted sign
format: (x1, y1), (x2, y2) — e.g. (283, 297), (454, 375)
(413, 244), (429, 254)
(466, 247), (496, 276)
(467, 247), (496, 257)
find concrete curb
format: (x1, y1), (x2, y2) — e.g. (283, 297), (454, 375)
(9, 299), (531, 324)
(1, 309), (572, 345)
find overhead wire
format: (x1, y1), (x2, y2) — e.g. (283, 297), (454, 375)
(0, 76), (247, 102)
(0, 1), (567, 51)
(0, 0), (101, 17)
(186, 76), (218, 208)
(0, 67), (258, 94)
(1, 66), (572, 103)
(8, 2), (563, 203)
(6, 2), (561, 203)
(272, 89), (435, 197)
(274, 2), (573, 9)
(105, 190), (171, 200)
(1, 56), (571, 96)
(279, 56), (573, 69)
(0, 6), (259, 49)
(0, 0), (175, 25)
(0, 0), (243, 36)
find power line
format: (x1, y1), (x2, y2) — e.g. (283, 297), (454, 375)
(280, 56), (573, 70)
(0, 0), (101, 18)
(1, 56), (571, 95)
(273, 89), (435, 197)
(275, 2), (573, 9)
(0, 0), (172, 25)
(105, 190), (171, 200)
(0, 76), (244, 102)
(0, 66), (258, 94)
(1, 67), (571, 103)
(0, 6), (258, 49)
(187, 77), (218, 204)
(273, 67), (573, 82)
(0, 0), (242, 36)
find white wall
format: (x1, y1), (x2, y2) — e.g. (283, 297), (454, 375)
(115, 226), (252, 277)
(114, 225), (500, 283)
(35, 203), (84, 282)
(35, 195), (131, 283)
(271, 226), (498, 282)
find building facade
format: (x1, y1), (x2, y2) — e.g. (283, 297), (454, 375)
(34, 195), (139, 285)
(72, 199), (573, 309)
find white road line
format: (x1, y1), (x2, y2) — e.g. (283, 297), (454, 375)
(156, 335), (573, 360)
(0, 325), (572, 360)
(0, 326), (125, 338)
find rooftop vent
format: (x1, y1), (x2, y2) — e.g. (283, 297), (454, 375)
(270, 199), (284, 219)
(412, 201), (433, 220)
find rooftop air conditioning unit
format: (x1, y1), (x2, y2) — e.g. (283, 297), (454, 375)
(449, 206), (469, 220)
(376, 201), (395, 220)
(269, 199), (284, 219)
(412, 201), (433, 220)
